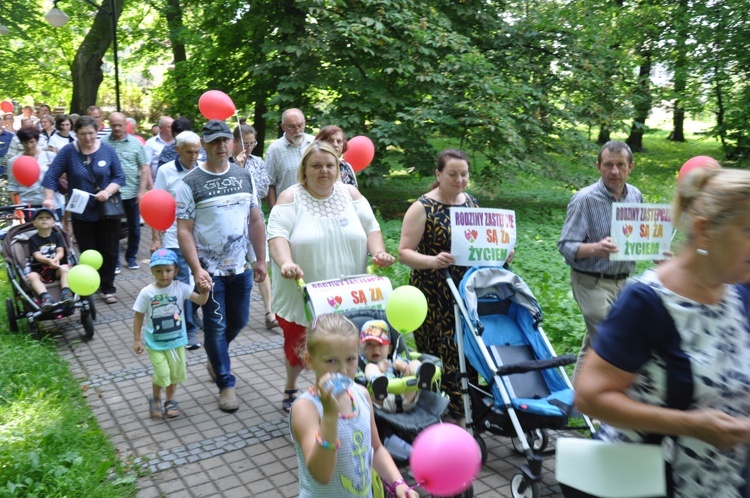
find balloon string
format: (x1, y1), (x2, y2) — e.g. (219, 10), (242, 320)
(209, 286), (223, 325)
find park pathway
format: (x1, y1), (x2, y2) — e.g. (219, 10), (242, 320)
(48, 230), (569, 497)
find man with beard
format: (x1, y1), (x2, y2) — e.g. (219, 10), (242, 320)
(264, 108), (314, 208)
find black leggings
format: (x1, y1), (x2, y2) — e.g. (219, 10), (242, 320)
(72, 217), (121, 294)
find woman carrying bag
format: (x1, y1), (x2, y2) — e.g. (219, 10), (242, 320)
(42, 115), (126, 304)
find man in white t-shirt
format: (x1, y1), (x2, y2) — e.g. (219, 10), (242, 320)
(264, 108), (314, 208)
(144, 116), (174, 183)
(176, 120), (267, 413)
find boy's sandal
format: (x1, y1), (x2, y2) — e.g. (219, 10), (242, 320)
(371, 376), (389, 401)
(104, 293), (118, 304)
(163, 400), (181, 418)
(147, 396), (162, 419)
(282, 389), (298, 413)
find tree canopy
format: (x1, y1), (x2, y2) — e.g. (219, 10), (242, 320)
(2, 0), (749, 173)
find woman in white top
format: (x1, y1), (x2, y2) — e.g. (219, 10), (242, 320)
(47, 114), (76, 153)
(267, 141), (395, 413)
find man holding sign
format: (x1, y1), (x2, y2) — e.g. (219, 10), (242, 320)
(557, 141), (643, 379)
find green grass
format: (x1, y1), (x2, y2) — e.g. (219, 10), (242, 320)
(0, 272), (137, 497)
(0, 125), (728, 496)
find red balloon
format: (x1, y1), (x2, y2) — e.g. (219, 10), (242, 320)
(0, 100), (13, 113)
(343, 135), (375, 172)
(140, 189), (176, 231)
(678, 155), (720, 183)
(198, 90), (236, 120)
(12, 155), (40, 187)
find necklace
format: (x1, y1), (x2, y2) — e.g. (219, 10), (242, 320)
(308, 387), (358, 420)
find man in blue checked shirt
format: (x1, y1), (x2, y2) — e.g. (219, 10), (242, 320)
(557, 140), (643, 379)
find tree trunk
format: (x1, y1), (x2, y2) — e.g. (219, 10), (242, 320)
(597, 126), (611, 145)
(253, 99), (268, 157)
(627, 52), (653, 152)
(164, 0), (187, 65)
(668, 0), (689, 142)
(714, 75), (726, 148)
(69, 0), (126, 114)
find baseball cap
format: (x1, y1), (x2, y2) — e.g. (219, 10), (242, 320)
(150, 248), (178, 267)
(201, 119), (232, 143)
(360, 319), (391, 345)
(32, 207), (56, 220)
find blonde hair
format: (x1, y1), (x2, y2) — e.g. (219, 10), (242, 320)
(304, 313), (358, 358)
(296, 141), (343, 186)
(673, 167), (750, 242)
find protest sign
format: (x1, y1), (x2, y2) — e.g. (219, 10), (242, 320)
(450, 207), (516, 267)
(610, 203), (673, 261)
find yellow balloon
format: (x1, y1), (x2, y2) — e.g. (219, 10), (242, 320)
(68, 265), (101, 296)
(79, 250), (103, 270)
(386, 285), (428, 333)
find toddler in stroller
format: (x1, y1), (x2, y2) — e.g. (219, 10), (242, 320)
(360, 318), (437, 413)
(2, 208), (96, 340)
(25, 208), (74, 312)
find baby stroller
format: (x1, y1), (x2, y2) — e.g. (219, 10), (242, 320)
(2, 220), (96, 340)
(447, 266), (595, 498)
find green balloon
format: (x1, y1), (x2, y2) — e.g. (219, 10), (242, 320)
(79, 249), (103, 270)
(386, 285), (428, 333)
(68, 265), (101, 297)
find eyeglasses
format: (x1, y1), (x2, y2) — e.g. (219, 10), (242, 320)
(3, 116), (12, 121)
(243, 141), (258, 149)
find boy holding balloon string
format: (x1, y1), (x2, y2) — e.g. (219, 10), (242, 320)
(132, 249), (211, 419)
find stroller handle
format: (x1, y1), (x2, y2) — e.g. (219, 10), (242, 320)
(494, 353), (576, 377)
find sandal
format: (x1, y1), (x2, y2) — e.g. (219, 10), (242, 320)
(148, 396), (162, 419)
(163, 400), (181, 418)
(282, 389), (298, 413)
(104, 293), (118, 304)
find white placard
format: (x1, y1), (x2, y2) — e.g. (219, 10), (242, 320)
(610, 202), (673, 261)
(450, 207), (516, 267)
(65, 188), (92, 215)
(302, 275), (393, 323)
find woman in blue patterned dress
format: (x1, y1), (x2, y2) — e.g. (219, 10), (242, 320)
(576, 167), (750, 497)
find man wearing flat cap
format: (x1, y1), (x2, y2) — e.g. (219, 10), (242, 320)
(176, 119), (267, 413)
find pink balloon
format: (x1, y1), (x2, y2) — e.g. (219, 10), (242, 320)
(140, 189), (176, 231)
(198, 90), (236, 120)
(343, 135), (375, 172)
(410, 424), (481, 496)
(678, 155), (721, 183)
(12, 155), (40, 187)
(0, 100), (13, 113)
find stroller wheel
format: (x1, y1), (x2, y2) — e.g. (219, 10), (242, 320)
(510, 473), (540, 498)
(82, 313), (95, 340)
(84, 296), (97, 321)
(511, 429), (549, 454)
(474, 434), (488, 465)
(5, 298), (18, 332)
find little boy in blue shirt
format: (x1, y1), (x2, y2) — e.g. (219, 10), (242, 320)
(133, 248), (211, 419)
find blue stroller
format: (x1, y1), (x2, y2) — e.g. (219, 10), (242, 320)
(448, 266), (595, 498)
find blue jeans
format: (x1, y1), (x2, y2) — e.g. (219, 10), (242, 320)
(122, 197), (140, 263)
(202, 271), (253, 389)
(171, 247), (199, 346)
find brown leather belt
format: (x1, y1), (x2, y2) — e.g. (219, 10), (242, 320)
(574, 269), (630, 281)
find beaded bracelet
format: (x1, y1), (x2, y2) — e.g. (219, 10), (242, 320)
(315, 432), (341, 451)
(384, 478), (409, 496)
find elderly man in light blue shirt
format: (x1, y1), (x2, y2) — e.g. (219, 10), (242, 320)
(264, 108), (315, 208)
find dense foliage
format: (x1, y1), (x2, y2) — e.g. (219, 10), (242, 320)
(2, 0), (750, 168)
